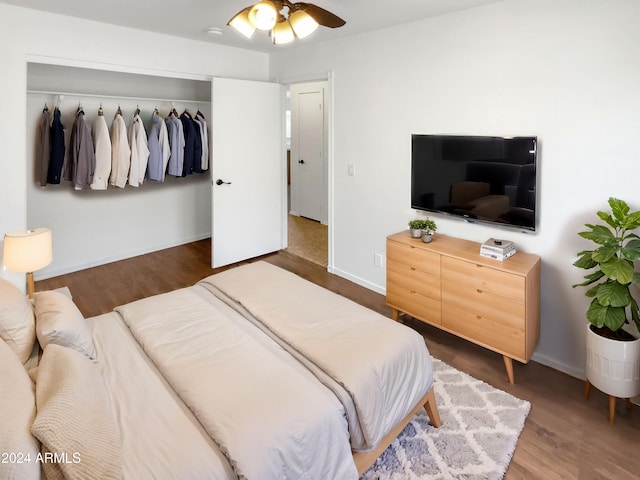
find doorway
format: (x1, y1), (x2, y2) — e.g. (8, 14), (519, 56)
(286, 80), (329, 268)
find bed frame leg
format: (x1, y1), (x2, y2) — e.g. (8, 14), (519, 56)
(423, 387), (442, 428)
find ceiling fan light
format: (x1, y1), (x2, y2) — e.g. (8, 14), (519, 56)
(289, 10), (318, 39)
(228, 8), (256, 38)
(272, 19), (295, 44)
(249, 1), (278, 31)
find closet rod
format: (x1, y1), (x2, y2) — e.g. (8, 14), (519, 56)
(26, 89), (211, 105)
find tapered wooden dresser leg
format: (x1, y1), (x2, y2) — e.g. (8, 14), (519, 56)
(503, 356), (515, 384)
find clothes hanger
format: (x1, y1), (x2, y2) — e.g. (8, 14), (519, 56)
(43, 103), (49, 113)
(116, 104), (122, 116)
(98, 103), (103, 116)
(134, 105), (141, 116)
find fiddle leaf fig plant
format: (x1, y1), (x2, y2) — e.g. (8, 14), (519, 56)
(572, 197), (640, 338)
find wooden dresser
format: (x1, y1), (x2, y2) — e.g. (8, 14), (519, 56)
(386, 231), (540, 383)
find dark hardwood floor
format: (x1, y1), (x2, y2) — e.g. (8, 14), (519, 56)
(36, 239), (640, 480)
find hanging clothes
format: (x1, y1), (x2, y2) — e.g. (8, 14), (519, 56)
(179, 110), (198, 176)
(146, 111), (166, 182)
(64, 106), (96, 190)
(195, 110), (209, 172)
(165, 112), (184, 177)
(128, 112), (150, 187)
(90, 109), (112, 190)
(47, 107), (65, 185)
(37, 106), (51, 186)
(110, 111), (131, 188)
(158, 113), (171, 181)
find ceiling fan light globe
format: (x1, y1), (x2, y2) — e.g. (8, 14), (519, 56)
(249, 1), (278, 30)
(289, 10), (318, 38)
(272, 19), (295, 44)
(228, 9), (256, 38)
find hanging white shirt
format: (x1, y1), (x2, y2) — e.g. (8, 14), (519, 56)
(110, 113), (131, 188)
(128, 113), (150, 187)
(91, 114), (112, 190)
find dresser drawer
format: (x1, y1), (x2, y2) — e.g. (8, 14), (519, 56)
(387, 283), (441, 326)
(442, 256), (525, 303)
(387, 240), (440, 275)
(442, 279), (525, 332)
(387, 260), (440, 300)
(442, 303), (525, 359)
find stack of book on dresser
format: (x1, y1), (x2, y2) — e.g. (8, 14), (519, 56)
(480, 238), (516, 261)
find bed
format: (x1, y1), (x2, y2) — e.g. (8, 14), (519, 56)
(0, 260), (441, 480)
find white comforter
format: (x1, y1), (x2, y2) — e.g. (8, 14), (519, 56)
(115, 285), (358, 480)
(89, 312), (235, 480)
(199, 261), (434, 451)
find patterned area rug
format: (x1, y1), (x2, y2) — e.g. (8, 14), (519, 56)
(362, 358), (530, 480)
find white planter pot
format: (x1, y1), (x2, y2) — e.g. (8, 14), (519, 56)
(586, 324), (640, 398)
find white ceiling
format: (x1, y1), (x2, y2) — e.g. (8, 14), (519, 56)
(0, 0), (503, 53)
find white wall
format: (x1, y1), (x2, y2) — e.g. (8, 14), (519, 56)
(0, 4), (269, 283)
(269, 0), (640, 378)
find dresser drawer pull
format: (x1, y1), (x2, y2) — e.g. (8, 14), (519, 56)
(477, 289), (483, 294)
(411, 267), (416, 271)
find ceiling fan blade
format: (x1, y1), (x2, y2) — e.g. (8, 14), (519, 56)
(297, 3), (346, 28)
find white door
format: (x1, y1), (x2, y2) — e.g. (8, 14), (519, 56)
(211, 77), (285, 268)
(291, 82), (326, 222)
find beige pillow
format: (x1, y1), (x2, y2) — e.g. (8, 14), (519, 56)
(0, 339), (41, 480)
(0, 277), (36, 364)
(34, 290), (96, 359)
(31, 343), (122, 480)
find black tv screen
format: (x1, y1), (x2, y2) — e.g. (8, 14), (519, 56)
(411, 134), (537, 231)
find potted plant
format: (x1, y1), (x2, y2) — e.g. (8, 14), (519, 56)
(408, 219), (427, 238)
(572, 197), (640, 405)
(421, 218), (438, 243)
(408, 218), (438, 240)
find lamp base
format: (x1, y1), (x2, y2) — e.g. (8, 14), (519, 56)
(27, 272), (35, 299)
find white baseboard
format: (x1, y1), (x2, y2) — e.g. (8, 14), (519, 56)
(36, 233), (211, 281)
(530, 352), (585, 380)
(329, 266), (386, 296)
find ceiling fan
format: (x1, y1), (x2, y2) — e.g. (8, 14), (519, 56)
(228, 1), (346, 45)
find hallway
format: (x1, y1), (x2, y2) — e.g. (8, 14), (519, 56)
(286, 214), (327, 268)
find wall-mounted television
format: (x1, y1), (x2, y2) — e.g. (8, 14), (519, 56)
(411, 134), (537, 232)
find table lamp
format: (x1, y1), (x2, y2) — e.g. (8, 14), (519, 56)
(3, 227), (53, 299)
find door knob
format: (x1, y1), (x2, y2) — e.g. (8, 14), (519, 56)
(298, 159), (305, 164)
(215, 179), (231, 185)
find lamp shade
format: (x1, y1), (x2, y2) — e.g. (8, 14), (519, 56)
(248, 1), (278, 30)
(272, 18), (295, 44)
(228, 8), (256, 38)
(289, 9), (318, 38)
(3, 228), (53, 273)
